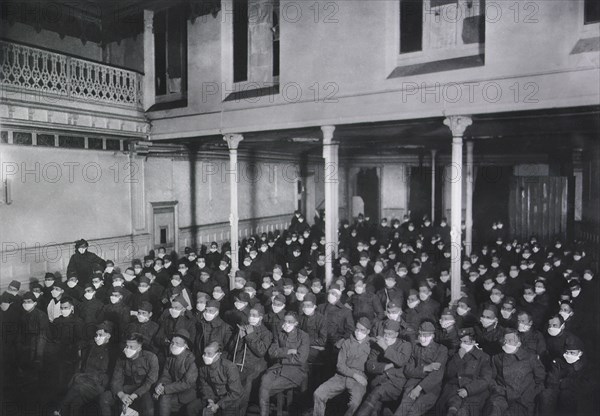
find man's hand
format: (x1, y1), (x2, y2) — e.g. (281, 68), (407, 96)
(408, 386), (422, 400)
(155, 383), (165, 395)
(120, 394), (133, 406)
(457, 388), (468, 398)
(384, 363), (394, 371)
(376, 336), (388, 351)
(237, 324), (246, 337)
(207, 400), (219, 413)
(245, 324), (254, 335)
(311, 346), (325, 351)
(352, 373), (368, 387)
(287, 349), (297, 355)
(424, 362), (441, 372)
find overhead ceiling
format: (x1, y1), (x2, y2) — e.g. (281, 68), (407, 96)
(162, 106), (600, 157)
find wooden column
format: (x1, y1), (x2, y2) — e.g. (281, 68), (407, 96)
(322, 125), (338, 288)
(223, 134), (244, 287)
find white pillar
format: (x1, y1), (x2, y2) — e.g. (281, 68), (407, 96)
(465, 141), (474, 256)
(443, 115), (472, 303)
(322, 125), (338, 288)
(143, 10), (155, 111)
(224, 134), (244, 288)
(431, 149), (437, 223)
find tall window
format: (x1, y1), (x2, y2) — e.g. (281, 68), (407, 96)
(233, 0), (280, 84)
(154, 5), (188, 101)
(585, 0), (600, 24)
(400, 0), (423, 53)
(233, 0), (249, 82)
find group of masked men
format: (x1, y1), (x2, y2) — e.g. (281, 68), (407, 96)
(1, 212), (598, 416)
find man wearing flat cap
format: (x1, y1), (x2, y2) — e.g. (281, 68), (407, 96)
(314, 317), (372, 416)
(436, 327), (492, 416)
(195, 300), (234, 362)
(125, 301), (159, 354)
(154, 329), (198, 416)
(394, 320), (448, 416)
(67, 239), (106, 286)
(356, 320), (412, 416)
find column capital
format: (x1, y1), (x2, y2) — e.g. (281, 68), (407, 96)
(321, 125), (336, 145)
(223, 134), (244, 150)
(443, 115), (473, 137)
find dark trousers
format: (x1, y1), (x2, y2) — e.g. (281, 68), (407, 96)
(98, 390), (154, 416)
(356, 374), (405, 416)
(393, 379), (440, 416)
(60, 374), (105, 416)
(259, 370), (302, 416)
(313, 374), (366, 416)
(185, 398), (239, 416)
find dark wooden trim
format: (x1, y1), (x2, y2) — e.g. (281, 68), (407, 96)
(387, 54), (485, 79)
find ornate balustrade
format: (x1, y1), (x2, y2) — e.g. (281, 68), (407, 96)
(0, 40), (142, 108)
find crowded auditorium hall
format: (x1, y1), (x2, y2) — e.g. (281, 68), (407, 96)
(1, 0), (599, 416)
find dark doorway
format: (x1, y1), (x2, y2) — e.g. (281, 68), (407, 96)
(356, 168), (380, 223)
(473, 166), (512, 245)
(409, 166), (432, 223)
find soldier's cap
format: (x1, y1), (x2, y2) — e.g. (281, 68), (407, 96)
(206, 299), (220, 309)
(245, 282), (257, 290)
(75, 239), (89, 248)
(303, 293), (317, 305)
(44, 272), (56, 280)
(126, 332), (145, 345)
(163, 255), (172, 262)
(110, 286), (124, 295)
(0, 292), (15, 303)
(503, 297), (516, 308)
(356, 317), (372, 331)
(328, 284), (342, 296)
(272, 294), (286, 305)
(458, 327), (476, 340)
(440, 307), (454, 318)
(385, 269), (397, 279)
(408, 289), (418, 297)
(359, 252), (370, 260)
(22, 291), (37, 302)
(139, 276), (151, 285)
(282, 278), (294, 287)
(565, 335), (584, 352)
(172, 294), (189, 309)
(235, 270), (247, 279)
(97, 320), (115, 335)
(569, 280), (581, 289)
(112, 273), (125, 281)
(298, 268), (308, 277)
(200, 268), (211, 276)
(419, 321), (436, 334)
(83, 282), (95, 290)
(8, 280), (20, 290)
(196, 292), (210, 301)
(387, 296), (403, 310)
(483, 304), (498, 318)
(251, 304), (265, 316)
(353, 275), (365, 284)
(138, 301), (153, 313)
(53, 281), (67, 291)
(172, 329), (192, 346)
(235, 292), (250, 303)
(384, 320), (401, 332)
(144, 255), (154, 262)
(30, 282), (42, 291)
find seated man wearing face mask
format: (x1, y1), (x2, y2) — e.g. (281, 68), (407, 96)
(195, 300), (233, 362)
(67, 239), (106, 286)
(313, 317), (372, 416)
(231, 305), (273, 416)
(18, 291), (49, 378)
(371, 296), (416, 344)
(46, 297), (85, 395)
(154, 295), (197, 365)
(264, 293), (287, 338)
(349, 277), (385, 322)
(125, 301), (159, 354)
(259, 311), (310, 416)
(186, 342), (243, 416)
(57, 321), (117, 416)
(153, 329), (198, 416)
(393, 320), (448, 416)
(435, 308), (460, 357)
(299, 293), (328, 363)
(103, 286), (131, 341)
(544, 315), (582, 366)
(78, 283), (105, 337)
(356, 320), (412, 416)
(317, 284), (355, 353)
(539, 336), (588, 416)
(474, 305), (505, 357)
(99, 333), (159, 416)
(486, 329), (545, 416)
(436, 327), (492, 416)
(516, 311), (546, 358)
(223, 292), (251, 327)
(376, 269), (404, 312)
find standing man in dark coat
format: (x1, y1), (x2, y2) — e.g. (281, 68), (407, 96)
(98, 333), (159, 416)
(259, 311), (310, 416)
(154, 329), (198, 416)
(186, 341), (243, 416)
(436, 327), (492, 416)
(67, 239), (106, 285)
(487, 329), (546, 416)
(18, 291), (49, 378)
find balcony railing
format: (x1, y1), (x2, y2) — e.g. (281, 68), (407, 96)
(0, 40), (143, 108)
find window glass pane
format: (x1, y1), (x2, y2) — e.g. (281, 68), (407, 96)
(58, 135), (85, 148)
(106, 139), (121, 151)
(37, 134), (55, 147)
(233, 0), (249, 82)
(88, 137), (104, 150)
(585, 0), (600, 24)
(14, 132), (33, 145)
(400, 0), (423, 53)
